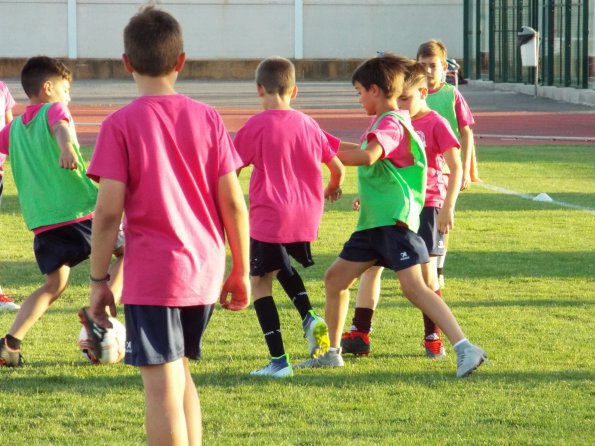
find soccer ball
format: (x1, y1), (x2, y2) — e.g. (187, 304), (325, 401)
(78, 317), (126, 364)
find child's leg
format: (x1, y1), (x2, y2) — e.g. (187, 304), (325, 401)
(7, 265), (70, 341)
(252, 272), (285, 358)
(277, 267), (311, 320)
(396, 264), (464, 345)
(324, 258), (376, 348)
(141, 358), (198, 446)
(352, 266), (382, 331)
(420, 257), (442, 337)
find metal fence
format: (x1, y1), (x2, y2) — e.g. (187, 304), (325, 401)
(463, 0), (592, 89)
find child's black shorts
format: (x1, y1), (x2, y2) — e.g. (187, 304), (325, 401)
(417, 207), (446, 256)
(250, 238), (314, 277)
(33, 219), (124, 275)
(339, 225), (429, 272)
(124, 303), (214, 366)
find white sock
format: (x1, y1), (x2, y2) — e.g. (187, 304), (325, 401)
(453, 338), (468, 349)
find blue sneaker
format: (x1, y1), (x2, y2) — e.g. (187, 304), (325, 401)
(303, 310), (330, 358)
(250, 354), (293, 378)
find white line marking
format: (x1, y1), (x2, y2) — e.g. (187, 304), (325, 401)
(476, 133), (594, 142)
(477, 183), (595, 214)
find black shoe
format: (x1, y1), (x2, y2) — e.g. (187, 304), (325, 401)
(78, 307), (107, 361)
(0, 337), (24, 367)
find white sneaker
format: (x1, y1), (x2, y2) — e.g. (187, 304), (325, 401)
(455, 341), (489, 378)
(250, 355), (293, 378)
(302, 310), (330, 358)
(0, 295), (20, 310)
(295, 349), (344, 368)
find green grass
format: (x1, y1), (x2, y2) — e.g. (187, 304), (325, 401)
(1, 144), (594, 445)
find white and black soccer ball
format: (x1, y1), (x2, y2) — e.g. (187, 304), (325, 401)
(79, 317), (126, 364)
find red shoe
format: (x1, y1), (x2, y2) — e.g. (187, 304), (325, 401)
(0, 294), (20, 310)
(424, 336), (446, 360)
(340, 331), (371, 356)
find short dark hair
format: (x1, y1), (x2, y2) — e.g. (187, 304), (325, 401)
(351, 53), (412, 99)
(255, 57), (295, 96)
(124, 6), (183, 76)
(416, 40), (448, 64)
(21, 56), (72, 98)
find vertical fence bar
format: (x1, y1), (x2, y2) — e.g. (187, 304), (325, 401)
(564, 0), (571, 86)
(476, 0), (482, 79)
(489, 0), (496, 80)
(464, 0), (470, 78)
(582, 0), (589, 87)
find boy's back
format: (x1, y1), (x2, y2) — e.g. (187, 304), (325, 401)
(88, 94), (241, 307)
(234, 108), (338, 243)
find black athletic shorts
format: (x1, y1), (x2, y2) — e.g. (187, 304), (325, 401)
(339, 225), (429, 272)
(250, 238), (314, 276)
(417, 207), (446, 256)
(124, 304), (214, 366)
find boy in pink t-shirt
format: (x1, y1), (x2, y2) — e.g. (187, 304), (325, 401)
(0, 80), (18, 310)
(234, 56), (344, 378)
(84, 7), (250, 445)
(341, 63), (463, 359)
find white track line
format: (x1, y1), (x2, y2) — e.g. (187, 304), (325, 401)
(476, 133), (594, 142)
(476, 183), (595, 215)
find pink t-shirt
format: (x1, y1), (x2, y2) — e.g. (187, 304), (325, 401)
(363, 110), (412, 167)
(0, 82), (15, 175)
(412, 111), (460, 207)
(87, 94), (242, 307)
(233, 109), (339, 243)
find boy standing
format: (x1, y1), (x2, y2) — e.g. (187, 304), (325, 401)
(0, 57), (123, 367)
(84, 7), (250, 445)
(341, 62), (463, 359)
(297, 54), (487, 378)
(0, 80), (19, 310)
(417, 39), (480, 288)
(234, 56), (344, 378)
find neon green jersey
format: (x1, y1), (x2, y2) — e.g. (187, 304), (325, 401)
(356, 111), (426, 232)
(426, 83), (460, 139)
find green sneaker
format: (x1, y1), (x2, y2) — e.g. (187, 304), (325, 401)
(295, 349), (344, 368)
(455, 341), (489, 378)
(303, 310), (330, 358)
(250, 354), (293, 378)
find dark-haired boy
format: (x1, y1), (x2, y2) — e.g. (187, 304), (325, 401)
(85, 7), (250, 445)
(0, 56), (124, 367)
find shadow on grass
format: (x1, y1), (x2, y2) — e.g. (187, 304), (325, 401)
(457, 192), (595, 211)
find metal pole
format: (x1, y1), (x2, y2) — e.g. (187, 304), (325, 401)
(534, 31), (539, 97)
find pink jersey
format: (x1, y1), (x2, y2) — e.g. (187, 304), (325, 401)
(0, 82), (15, 175)
(412, 111), (460, 207)
(233, 109), (339, 243)
(363, 110), (412, 167)
(87, 94), (242, 307)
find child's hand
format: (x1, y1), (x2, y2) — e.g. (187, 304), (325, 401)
(437, 207), (455, 235)
(59, 145), (78, 170)
(89, 283), (116, 329)
(324, 186), (342, 202)
(220, 272), (250, 311)
(460, 172), (471, 191)
(352, 196), (360, 211)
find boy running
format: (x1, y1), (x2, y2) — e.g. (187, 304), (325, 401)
(341, 62), (463, 359)
(297, 54), (488, 378)
(0, 57), (123, 367)
(234, 56), (344, 378)
(84, 7), (250, 445)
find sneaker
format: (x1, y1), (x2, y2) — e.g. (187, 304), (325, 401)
(302, 310), (330, 358)
(424, 336), (446, 360)
(0, 294), (20, 310)
(78, 307), (107, 362)
(455, 341), (490, 378)
(0, 338), (24, 367)
(340, 331), (371, 356)
(250, 354), (293, 378)
(295, 349), (344, 368)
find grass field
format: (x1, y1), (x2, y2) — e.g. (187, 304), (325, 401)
(0, 144), (593, 445)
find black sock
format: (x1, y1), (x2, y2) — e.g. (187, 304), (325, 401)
(351, 307), (374, 334)
(277, 267), (311, 320)
(5, 334), (21, 350)
(253, 296), (285, 358)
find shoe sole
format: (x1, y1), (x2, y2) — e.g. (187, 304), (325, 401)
(457, 355), (487, 378)
(78, 308), (107, 361)
(342, 348), (370, 357)
(310, 322), (330, 358)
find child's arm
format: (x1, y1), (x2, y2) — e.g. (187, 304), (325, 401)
(217, 171), (251, 311)
(5, 110), (12, 125)
(337, 140), (383, 166)
(459, 125), (474, 190)
(339, 141), (360, 151)
(323, 155), (345, 202)
(89, 178), (126, 328)
(438, 147), (462, 234)
(53, 120), (79, 170)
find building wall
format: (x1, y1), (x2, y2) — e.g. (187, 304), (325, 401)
(0, 0), (465, 60)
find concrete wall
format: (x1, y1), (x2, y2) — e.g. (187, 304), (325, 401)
(0, 0), (465, 60)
